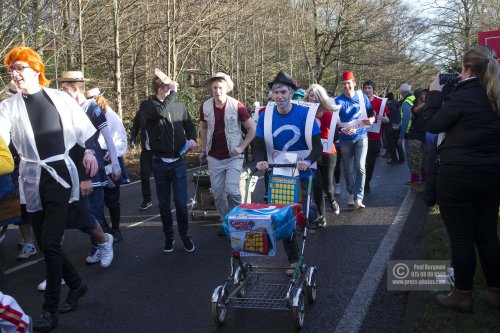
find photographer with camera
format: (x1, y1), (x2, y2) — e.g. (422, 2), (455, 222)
(424, 45), (500, 313)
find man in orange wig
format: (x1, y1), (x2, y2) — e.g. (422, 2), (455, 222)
(0, 47), (98, 332)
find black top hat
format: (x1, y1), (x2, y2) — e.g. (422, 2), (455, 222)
(268, 71), (298, 90)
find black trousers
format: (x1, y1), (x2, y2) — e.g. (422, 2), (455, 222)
(387, 129), (404, 162)
(29, 162), (82, 313)
(313, 169), (325, 217)
(334, 145), (342, 184)
(437, 164), (500, 291)
(314, 154), (338, 217)
(140, 149), (153, 202)
(365, 140), (381, 186)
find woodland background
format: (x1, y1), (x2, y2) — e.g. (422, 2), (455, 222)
(0, 0), (499, 124)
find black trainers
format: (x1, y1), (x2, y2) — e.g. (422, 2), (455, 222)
(140, 200), (152, 210)
(182, 237), (195, 253)
(33, 311), (58, 331)
(59, 283), (88, 313)
(163, 239), (175, 253)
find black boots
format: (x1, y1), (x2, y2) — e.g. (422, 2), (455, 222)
(59, 283), (88, 314)
(33, 311), (58, 332)
(436, 287), (473, 313)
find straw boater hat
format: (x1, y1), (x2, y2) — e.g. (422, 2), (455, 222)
(85, 87), (102, 99)
(205, 72), (234, 92)
(154, 68), (173, 85)
(57, 71), (86, 82)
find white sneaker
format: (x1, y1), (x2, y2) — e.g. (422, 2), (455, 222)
(98, 233), (114, 268)
(37, 279), (65, 292)
(17, 243), (37, 260)
(335, 183), (341, 195)
(353, 200), (365, 209)
(347, 194), (354, 207)
(85, 245), (101, 264)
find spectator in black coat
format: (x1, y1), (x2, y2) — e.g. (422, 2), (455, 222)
(424, 45), (500, 313)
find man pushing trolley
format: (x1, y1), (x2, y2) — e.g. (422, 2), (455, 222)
(210, 71), (321, 329)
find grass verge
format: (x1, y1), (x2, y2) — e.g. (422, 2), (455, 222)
(411, 206), (500, 332)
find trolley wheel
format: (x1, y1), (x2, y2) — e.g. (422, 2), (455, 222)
(305, 266), (317, 304)
(292, 289), (305, 329)
(211, 285), (227, 325)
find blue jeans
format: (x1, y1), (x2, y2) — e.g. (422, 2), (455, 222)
(152, 158), (189, 240)
(341, 135), (368, 202)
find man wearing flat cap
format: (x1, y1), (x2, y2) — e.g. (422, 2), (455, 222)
(142, 69), (197, 253)
(335, 71), (375, 209)
(253, 71), (323, 268)
(199, 72), (255, 233)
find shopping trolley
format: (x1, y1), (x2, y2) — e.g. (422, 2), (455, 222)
(210, 164), (317, 330)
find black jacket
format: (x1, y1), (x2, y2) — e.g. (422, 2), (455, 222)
(424, 78), (500, 166)
(141, 92), (197, 158)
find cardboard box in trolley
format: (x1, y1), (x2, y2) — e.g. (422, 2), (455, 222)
(227, 213), (276, 256)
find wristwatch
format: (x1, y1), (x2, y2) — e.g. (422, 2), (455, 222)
(84, 149), (96, 155)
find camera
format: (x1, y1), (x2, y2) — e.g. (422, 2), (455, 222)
(439, 73), (460, 85)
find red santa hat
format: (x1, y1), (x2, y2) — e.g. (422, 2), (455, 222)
(342, 71), (355, 81)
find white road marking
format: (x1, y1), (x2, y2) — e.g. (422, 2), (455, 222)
(334, 189), (416, 333)
(4, 257), (45, 275)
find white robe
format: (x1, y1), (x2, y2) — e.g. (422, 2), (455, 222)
(0, 87), (96, 212)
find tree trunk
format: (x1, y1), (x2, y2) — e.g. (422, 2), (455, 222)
(78, 0), (84, 72)
(113, 0), (123, 119)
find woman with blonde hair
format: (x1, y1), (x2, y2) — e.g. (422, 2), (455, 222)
(425, 45), (500, 313)
(304, 84), (340, 226)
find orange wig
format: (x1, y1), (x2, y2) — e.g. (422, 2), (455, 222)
(3, 47), (50, 86)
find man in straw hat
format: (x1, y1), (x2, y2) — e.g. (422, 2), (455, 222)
(0, 46), (98, 331)
(141, 69), (197, 253)
(335, 71), (375, 209)
(199, 72), (255, 235)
